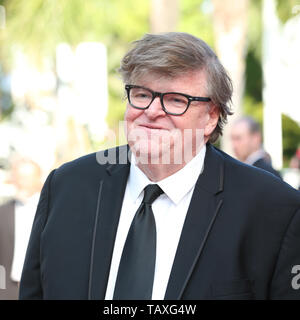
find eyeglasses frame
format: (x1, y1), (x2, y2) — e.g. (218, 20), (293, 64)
(125, 84), (211, 116)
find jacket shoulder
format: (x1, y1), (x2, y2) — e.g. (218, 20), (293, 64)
(55, 144), (129, 176)
(212, 145), (300, 203)
(47, 145), (130, 192)
(253, 158), (282, 179)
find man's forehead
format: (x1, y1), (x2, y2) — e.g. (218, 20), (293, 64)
(233, 121), (253, 135)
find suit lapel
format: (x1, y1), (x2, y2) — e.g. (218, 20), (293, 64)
(164, 144), (224, 299)
(88, 146), (131, 300)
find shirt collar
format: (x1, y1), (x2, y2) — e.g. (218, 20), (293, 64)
(128, 144), (206, 205)
(245, 148), (266, 165)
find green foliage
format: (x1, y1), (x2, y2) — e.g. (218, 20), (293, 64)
(276, 0), (300, 23)
(179, 0), (214, 47)
(247, 0), (263, 61)
(282, 114), (300, 162)
(243, 96), (300, 166)
(2, 0), (150, 55)
(244, 49), (263, 103)
(243, 96), (263, 127)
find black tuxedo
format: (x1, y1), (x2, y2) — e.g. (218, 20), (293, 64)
(19, 144), (300, 299)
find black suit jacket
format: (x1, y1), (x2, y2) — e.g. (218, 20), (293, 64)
(19, 144), (300, 299)
(253, 158), (282, 179)
(0, 200), (19, 300)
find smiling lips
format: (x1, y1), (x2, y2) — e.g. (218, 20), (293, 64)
(138, 123), (168, 131)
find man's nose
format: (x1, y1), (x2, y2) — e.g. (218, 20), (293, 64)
(144, 96), (165, 118)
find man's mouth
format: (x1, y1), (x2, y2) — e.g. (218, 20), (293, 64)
(138, 123), (167, 131)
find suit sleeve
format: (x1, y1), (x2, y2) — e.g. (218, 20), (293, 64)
(19, 170), (56, 300)
(270, 206), (300, 299)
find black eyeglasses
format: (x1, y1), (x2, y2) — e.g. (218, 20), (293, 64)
(125, 84), (211, 116)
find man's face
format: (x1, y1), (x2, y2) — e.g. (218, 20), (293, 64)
(11, 159), (42, 199)
(230, 121), (257, 161)
(124, 70), (219, 165)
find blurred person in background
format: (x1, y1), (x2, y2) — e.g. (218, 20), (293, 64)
(230, 116), (282, 179)
(290, 148), (300, 170)
(0, 156), (42, 299)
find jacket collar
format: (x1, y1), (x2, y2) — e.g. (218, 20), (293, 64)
(164, 143), (225, 299)
(195, 143), (224, 194)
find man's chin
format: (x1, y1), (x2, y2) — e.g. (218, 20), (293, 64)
(130, 143), (163, 165)
(130, 139), (202, 166)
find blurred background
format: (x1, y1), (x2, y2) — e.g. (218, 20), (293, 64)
(0, 0), (300, 202)
(1, 0), (300, 299)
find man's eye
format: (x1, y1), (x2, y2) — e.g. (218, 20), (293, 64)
(132, 91), (151, 99)
(165, 94), (187, 105)
(172, 97), (185, 104)
(136, 93), (149, 98)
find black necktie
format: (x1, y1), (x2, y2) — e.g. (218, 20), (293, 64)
(113, 184), (163, 300)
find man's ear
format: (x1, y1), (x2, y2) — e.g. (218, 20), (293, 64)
(252, 132), (262, 148)
(204, 104), (220, 137)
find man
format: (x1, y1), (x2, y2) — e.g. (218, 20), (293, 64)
(0, 157), (42, 299)
(20, 32), (300, 300)
(231, 116), (281, 178)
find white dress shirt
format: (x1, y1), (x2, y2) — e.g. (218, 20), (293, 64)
(105, 144), (206, 300)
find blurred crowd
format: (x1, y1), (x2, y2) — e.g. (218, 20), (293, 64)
(0, 156), (43, 299)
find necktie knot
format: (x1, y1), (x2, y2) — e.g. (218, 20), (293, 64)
(142, 184), (163, 205)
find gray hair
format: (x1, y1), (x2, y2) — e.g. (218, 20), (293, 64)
(119, 32), (233, 143)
